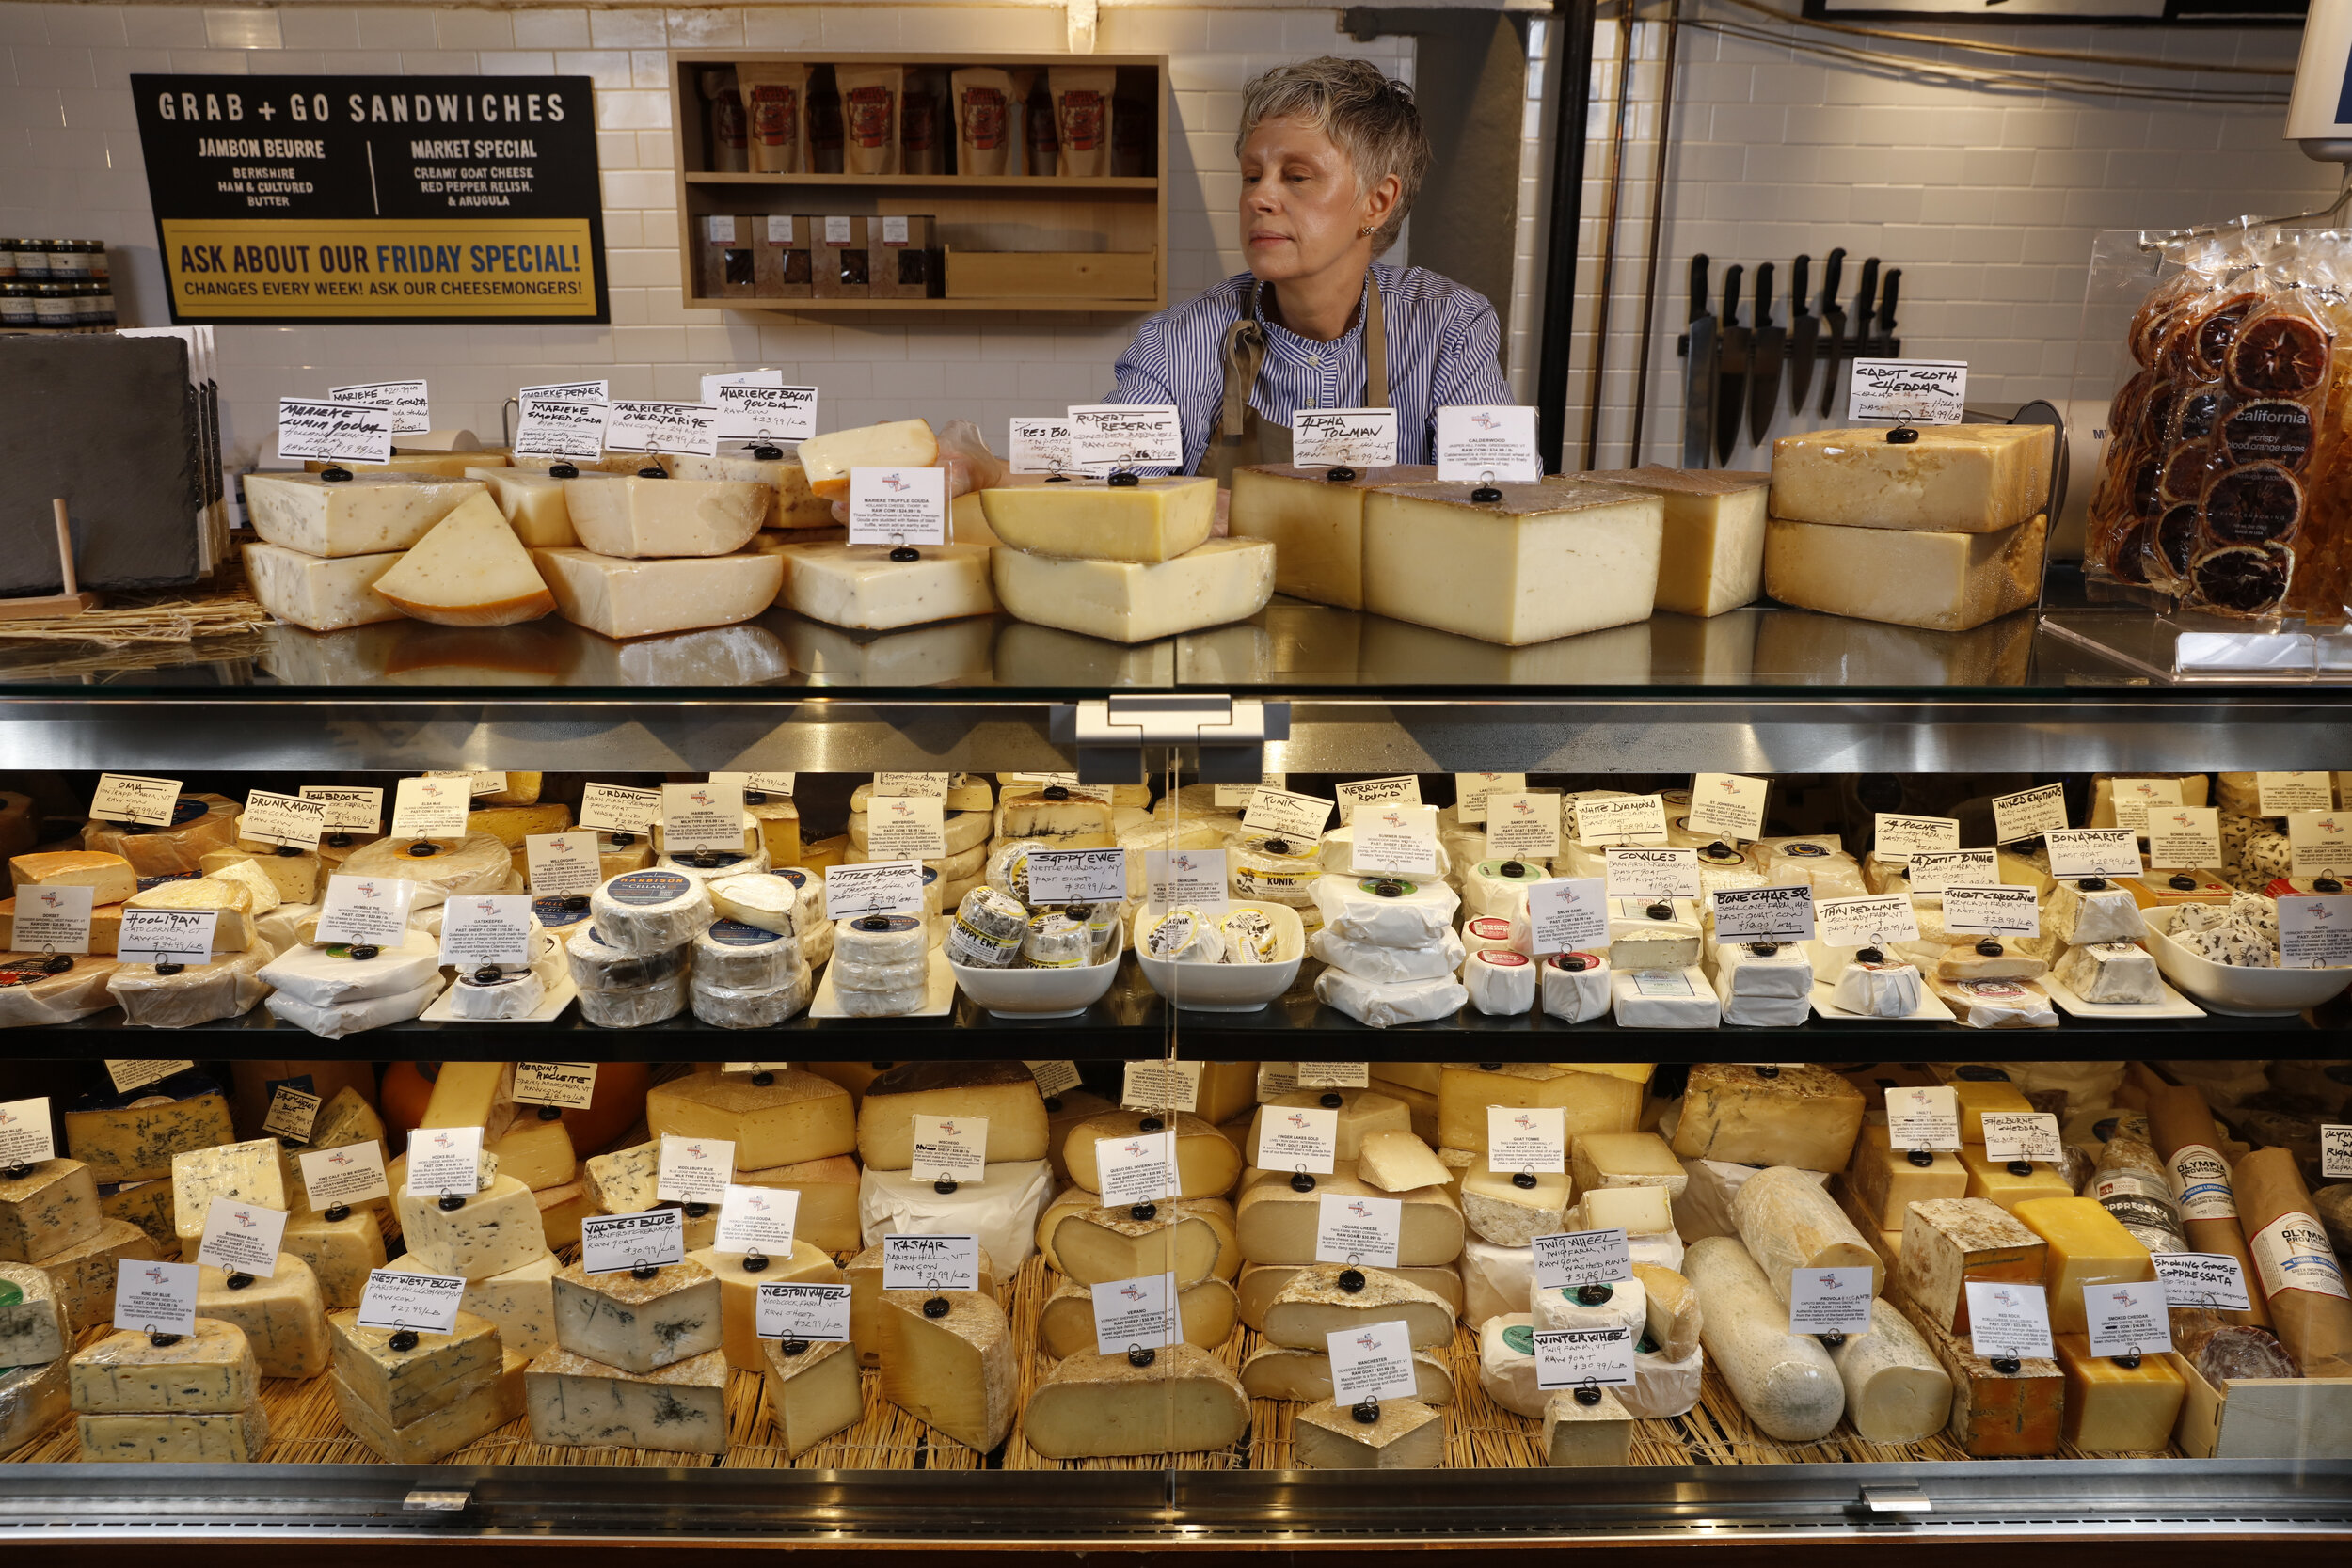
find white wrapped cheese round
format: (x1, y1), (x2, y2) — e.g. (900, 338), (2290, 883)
(1140, 906), (1224, 964)
(1317, 823), (1454, 880)
(834, 912), (928, 970)
(267, 976), (442, 1037)
(339, 830), (513, 909)
(108, 944), (275, 1027)
(1830, 957), (1922, 1017)
(447, 964), (547, 1020)
(943, 888), (1026, 969)
(1476, 1314), (1548, 1418)
(693, 918), (800, 989)
(577, 971), (689, 1027)
(1214, 907), (1279, 964)
(1230, 832), (1323, 907)
(984, 839), (1051, 902)
(856, 1160), (1055, 1269)
(1826, 1296), (1952, 1443)
(691, 964), (813, 1029)
(256, 929), (440, 1006)
(1460, 914), (1523, 957)
(565, 924), (690, 992)
(1539, 952), (1611, 1023)
(1309, 925), (1464, 984)
(589, 868), (713, 955)
(1462, 949), (1536, 1015)
(1464, 859), (1549, 922)
(1312, 967), (1466, 1029)
(1020, 912), (1090, 969)
(1311, 873), (1458, 949)
(1621, 1345), (1705, 1419)
(1684, 1236), (1844, 1441)
(1461, 1237), (1537, 1327)
(833, 966), (927, 1018)
(653, 847), (771, 886)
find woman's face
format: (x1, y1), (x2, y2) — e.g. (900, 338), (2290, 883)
(1238, 115), (1393, 284)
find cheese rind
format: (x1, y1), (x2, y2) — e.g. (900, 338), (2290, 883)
(1762, 514), (2046, 632)
(782, 541), (997, 629)
(1730, 1164), (1885, 1299)
(1022, 1344), (1249, 1458)
(369, 491), (556, 626)
(1906, 1303), (2063, 1456)
(1898, 1197), (2047, 1333)
(532, 547), (784, 639)
(979, 476), (1217, 563)
(1575, 467), (1769, 616)
(992, 536), (1274, 644)
(1768, 423), (2054, 531)
(1672, 1063), (1863, 1171)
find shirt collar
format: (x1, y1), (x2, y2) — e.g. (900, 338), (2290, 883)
(1250, 272), (1374, 362)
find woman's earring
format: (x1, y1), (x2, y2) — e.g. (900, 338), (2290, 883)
(1359, 225), (1373, 236)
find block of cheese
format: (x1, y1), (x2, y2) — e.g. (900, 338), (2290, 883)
(1633, 1261), (1704, 1361)
(369, 491), (555, 626)
(33, 1219), (157, 1331)
(1295, 1395), (1442, 1468)
(1237, 1173), (1463, 1268)
(1769, 422), (2053, 531)
(9, 849), (135, 904)
(194, 1256), (330, 1379)
(1944, 1078), (2034, 1143)
(83, 793), (242, 878)
(980, 475), (1216, 562)
(434, 1252), (556, 1359)
(1672, 1063), (1863, 1171)
(992, 536), (1273, 643)
(1360, 481), (1662, 645)
(2055, 1333), (2184, 1451)
(1357, 1132), (1451, 1193)
(397, 1176), (548, 1281)
(648, 1069), (854, 1169)
(1459, 1166), (1568, 1247)
(1684, 1236), (1845, 1441)
(689, 1243), (837, 1373)
(1227, 463), (1437, 609)
(282, 1211), (386, 1310)
(856, 1161), (1055, 1270)
(466, 466), (577, 547)
(1573, 1132), (1687, 1197)
(736, 1154), (861, 1254)
(0, 1262), (70, 1365)
(100, 1178), (175, 1253)
(1906, 1303), (2063, 1456)
(550, 1258), (722, 1373)
(487, 1118), (576, 1193)
(782, 541), (996, 630)
(1235, 1261), (1463, 1334)
(120, 876), (257, 950)
(1731, 1164), (1884, 1300)
(1437, 1062), (1644, 1154)
(76, 1402), (268, 1462)
(328, 1350), (523, 1463)
(563, 473), (767, 558)
(1542, 1386), (1636, 1465)
(760, 1336), (861, 1458)
(580, 1141), (660, 1214)
(1577, 1186), (1676, 1236)
(1763, 513), (2046, 632)
(1062, 1110), (1241, 1198)
(203, 845), (318, 905)
(1958, 1145), (2074, 1212)
(524, 1345), (729, 1454)
(532, 546), (782, 638)
(795, 418), (937, 499)
(1038, 1275), (1238, 1361)
(467, 802), (573, 850)
(2012, 1196), (2155, 1336)
(844, 1243), (998, 1368)
(996, 791), (1118, 847)
(244, 471), (482, 557)
(310, 451), (502, 476)
(1244, 1342), (1452, 1405)
(71, 1318), (256, 1414)
(0, 1160), (102, 1263)
(170, 1139), (287, 1242)
(1827, 1296), (1953, 1442)
(1575, 467), (1769, 616)
(327, 1308), (503, 1428)
(66, 1075), (234, 1185)
(1248, 1089), (1411, 1165)
(0, 1357), (67, 1452)
(1021, 1343), (1249, 1458)
(1899, 1197), (2047, 1333)
(1263, 1264), (1455, 1350)
(878, 1287), (1015, 1451)
(855, 1060), (1048, 1169)
(1036, 1191), (1230, 1286)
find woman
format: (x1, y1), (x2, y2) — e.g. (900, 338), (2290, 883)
(1105, 56), (1513, 477)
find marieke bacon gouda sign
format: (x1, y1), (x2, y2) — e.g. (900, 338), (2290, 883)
(133, 75), (608, 325)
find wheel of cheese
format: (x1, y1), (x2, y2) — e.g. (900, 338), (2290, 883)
(448, 966), (548, 1020)
(106, 945), (272, 1027)
(1464, 859), (1549, 922)
(1311, 873), (1459, 948)
(1019, 913), (1090, 969)
(984, 840), (1050, 903)
(82, 793), (240, 878)
(577, 972), (690, 1028)
(1140, 907), (1224, 963)
(1463, 949), (1536, 1015)
(692, 919), (801, 989)
(565, 924), (691, 992)
(338, 830), (514, 909)
(833, 912), (927, 970)
(1230, 833), (1322, 907)
(653, 847), (771, 886)
(588, 868), (712, 955)
(1540, 952), (1611, 1023)
(690, 964), (813, 1029)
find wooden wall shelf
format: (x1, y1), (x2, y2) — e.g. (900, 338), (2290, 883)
(670, 50), (1168, 316)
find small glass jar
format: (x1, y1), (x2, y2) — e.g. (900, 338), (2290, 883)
(48, 242), (90, 280)
(31, 283), (74, 328)
(88, 279), (116, 327)
(0, 282), (35, 328)
(84, 241), (108, 281)
(13, 241), (51, 280)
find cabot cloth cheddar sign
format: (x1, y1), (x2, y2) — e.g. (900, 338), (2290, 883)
(133, 74), (608, 325)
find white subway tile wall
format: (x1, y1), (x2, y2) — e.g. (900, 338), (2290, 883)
(1563, 0), (2333, 469)
(0, 1), (1412, 460)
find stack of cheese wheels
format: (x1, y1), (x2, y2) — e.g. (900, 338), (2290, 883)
(571, 868), (710, 1026)
(847, 773), (995, 914)
(777, 420), (1002, 633)
(1763, 424), (2056, 632)
(1309, 868), (1466, 1028)
(981, 473), (1275, 644)
(533, 454), (785, 639)
(240, 468), (501, 632)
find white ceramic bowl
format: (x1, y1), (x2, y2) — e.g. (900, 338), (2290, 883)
(2145, 906), (2352, 1017)
(1133, 900), (1306, 1012)
(947, 923), (1124, 1019)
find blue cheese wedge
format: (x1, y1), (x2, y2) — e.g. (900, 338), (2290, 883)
(523, 1344), (729, 1454)
(70, 1319), (257, 1414)
(548, 1258), (722, 1374)
(327, 1308), (504, 1428)
(0, 1261), (70, 1365)
(76, 1402), (268, 1462)
(0, 1159), (102, 1264)
(194, 1256), (331, 1380)
(170, 1138), (288, 1243)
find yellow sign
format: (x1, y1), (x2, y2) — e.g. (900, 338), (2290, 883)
(157, 216), (597, 321)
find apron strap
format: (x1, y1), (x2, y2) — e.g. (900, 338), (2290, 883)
(1362, 271), (1391, 409)
(1219, 311), (1269, 440)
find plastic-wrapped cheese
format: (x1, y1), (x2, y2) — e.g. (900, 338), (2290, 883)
(982, 839), (1049, 903)
(2047, 879), (2149, 946)
(691, 964), (812, 1029)
(653, 847), (771, 886)
(338, 830), (513, 909)
(1464, 859), (1549, 922)
(1230, 833), (1324, 908)
(256, 930), (441, 1006)
(1539, 952), (1611, 1023)
(1611, 966), (1720, 1028)
(1311, 874), (1459, 948)
(1830, 958), (1923, 1017)
(589, 869), (713, 955)
(834, 913), (928, 971)
(106, 944), (275, 1027)
(1462, 949), (1536, 1016)
(0, 955), (124, 1027)
(1309, 925), (1464, 984)
(943, 888), (1027, 969)
(82, 793), (241, 878)
(2052, 941), (2162, 1003)
(831, 958), (927, 1018)
(1019, 913), (1090, 969)
(565, 925), (690, 992)
(1312, 968), (1467, 1029)
(1931, 975), (2058, 1028)
(1605, 896), (1705, 968)
(578, 971), (690, 1027)
(1710, 941), (1813, 1026)
(1140, 907), (1224, 964)
(265, 977), (442, 1037)
(693, 919), (801, 989)
(1214, 908), (1279, 964)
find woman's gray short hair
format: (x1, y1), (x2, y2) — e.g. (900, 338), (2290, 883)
(1237, 57), (1429, 256)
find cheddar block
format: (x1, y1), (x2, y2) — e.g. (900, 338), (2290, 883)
(1906, 1302), (2063, 1456)
(647, 1069), (854, 1170)
(2056, 1333), (2184, 1451)
(1768, 423), (2054, 531)
(980, 475), (1216, 562)
(795, 418), (937, 500)
(0, 897), (121, 955)
(760, 1337), (861, 1457)
(369, 491), (555, 626)
(854, 1060), (1048, 1170)
(1671, 1063), (1863, 1172)
(1958, 1146), (2074, 1212)
(532, 547), (784, 640)
(1436, 1063), (1644, 1155)
(992, 537), (1274, 644)
(466, 466), (577, 547)
(782, 541), (997, 630)
(1949, 1079), (2035, 1144)
(1846, 1120), (1967, 1227)
(1574, 467), (1769, 616)
(9, 850), (135, 905)
(562, 474), (767, 558)
(1227, 462), (1437, 609)
(1361, 481), (1663, 646)
(2011, 1196), (2155, 1336)
(1898, 1197), (2046, 1334)
(877, 1287), (1015, 1451)
(1061, 1111), (1240, 1198)
(663, 452), (835, 531)
(467, 803), (573, 849)
(244, 472), (482, 557)
(1762, 514), (2046, 633)
(1235, 1173), (1463, 1267)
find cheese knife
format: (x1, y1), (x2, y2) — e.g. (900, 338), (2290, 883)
(1825, 255), (1879, 420)
(1813, 248), (1846, 419)
(1712, 262), (1747, 468)
(1680, 252), (1716, 470)
(1746, 261), (1785, 450)
(1787, 253), (1818, 415)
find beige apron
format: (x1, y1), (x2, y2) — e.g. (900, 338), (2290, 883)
(1200, 272), (1390, 483)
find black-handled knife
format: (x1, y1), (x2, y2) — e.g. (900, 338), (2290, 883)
(1713, 262), (1747, 468)
(1787, 253), (1817, 416)
(1681, 253), (1715, 471)
(1872, 267), (1901, 356)
(1813, 248), (1846, 418)
(1825, 256), (1879, 420)
(1747, 261), (1785, 451)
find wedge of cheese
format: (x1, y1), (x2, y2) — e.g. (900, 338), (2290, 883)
(532, 547), (784, 639)
(877, 1286), (1015, 1452)
(9, 850), (135, 904)
(1262, 1264), (1455, 1350)
(665, 451), (835, 530)
(1572, 467), (1768, 616)
(244, 472), (482, 557)
(563, 474), (767, 558)
(243, 542), (406, 632)
(796, 419), (938, 499)
(992, 536), (1273, 644)
(122, 876), (256, 950)
(1360, 481), (1662, 646)
(980, 475), (1217, 562)
(1021, 1345), (1248, 1458)
(466, 466), (577, 548)
(1768, 423), (2053, 531)
(2012, 1196), (2155, 1336)
(781, 542), (996, 630)
(1762, 514), (2045, 633)
(1227, 463), (1438, 609)
(368, 492), (554, 626)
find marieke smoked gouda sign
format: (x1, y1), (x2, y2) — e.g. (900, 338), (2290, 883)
(133, 75), (607, 325)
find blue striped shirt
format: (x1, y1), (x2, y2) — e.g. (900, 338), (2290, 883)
(1103, 263), (1514, 474)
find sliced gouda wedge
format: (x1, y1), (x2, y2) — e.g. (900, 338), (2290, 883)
(370, 493), (555, 627)
(466, 467), (577, 548)
(797, 419), (937, 499)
